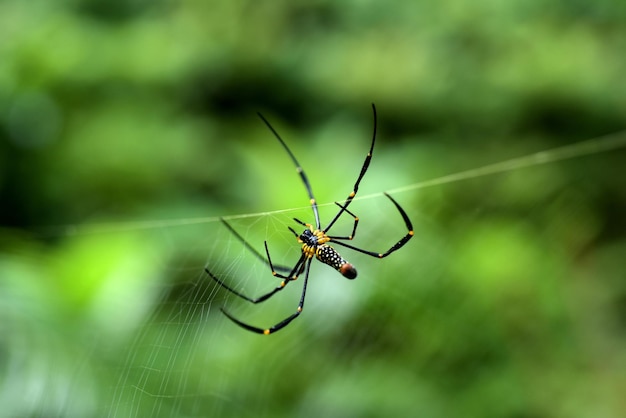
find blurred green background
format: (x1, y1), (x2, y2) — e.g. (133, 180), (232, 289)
(1, 0), (626, 417)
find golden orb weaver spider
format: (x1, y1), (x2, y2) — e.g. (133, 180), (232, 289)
(205, 104), (414, 335)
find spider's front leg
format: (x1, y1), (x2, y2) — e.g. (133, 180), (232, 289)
(330, 193), (414, 259)
(326, 201), (360, 241)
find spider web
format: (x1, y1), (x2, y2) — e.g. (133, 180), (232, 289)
(3, 128), (626, 417)
(5, 130), (626, 418)
(4, 0), (626, 414)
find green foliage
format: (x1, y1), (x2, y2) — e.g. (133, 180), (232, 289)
(1, 0), (625, 417)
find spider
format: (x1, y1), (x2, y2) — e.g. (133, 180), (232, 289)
(205, 104), (414, 335)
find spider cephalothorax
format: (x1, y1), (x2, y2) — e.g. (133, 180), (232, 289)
(205, 104), (413, 335)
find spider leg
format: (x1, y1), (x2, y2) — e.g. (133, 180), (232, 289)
(257, 113), (321, 230)
(220, 257), (313, 335)
(324, 103), (377, 233)
(264, 241), (305, 280)
(331, 193), (414, 258)
(205, 253), (306, 305)
(326, 202), (359, 240)
(220, 218), (291, 274)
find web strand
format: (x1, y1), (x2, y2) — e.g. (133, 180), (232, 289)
(56, 129), (626, 237)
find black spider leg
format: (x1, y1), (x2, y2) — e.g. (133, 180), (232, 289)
(219, 257), (313, 335)
(257, 113), (321, 230)
(205, 251), (306, 307)
(206, 228), (310, 333)
(331, 192), (414, 258)
(326, 202), (359, 240)
(207, 222), (306, 304)
(219, 218), (291, 274)
(323, 103), (377, 233)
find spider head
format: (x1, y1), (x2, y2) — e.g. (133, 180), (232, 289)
(299, 229), (317, 246)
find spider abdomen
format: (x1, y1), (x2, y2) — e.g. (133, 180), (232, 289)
(316, 245), (357, 280)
